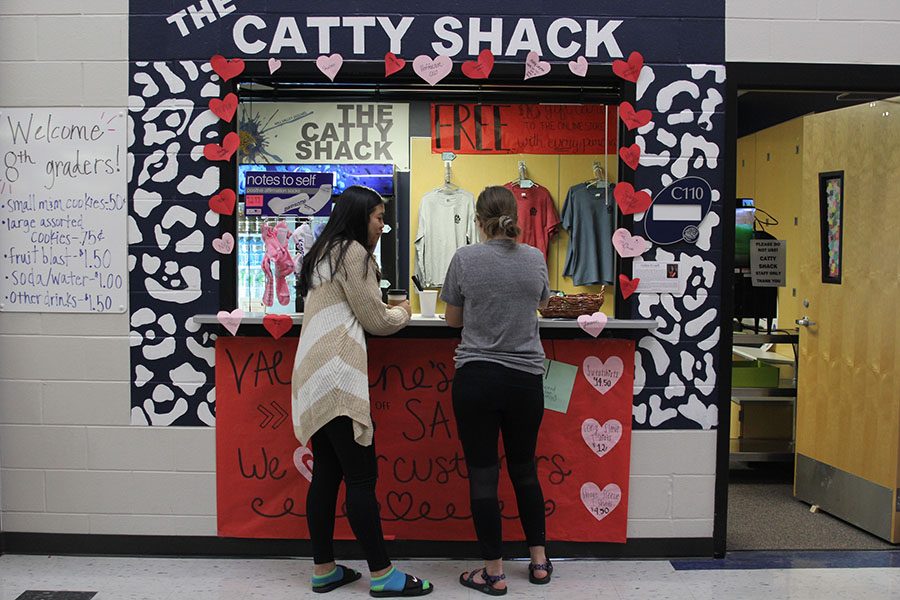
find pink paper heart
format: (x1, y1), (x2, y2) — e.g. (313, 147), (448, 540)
(582, 356), (624, 395)
(568, 56), (588, 77)
(216, 308), (244, 336)
(524, 51), (551, 80)
(293, 446), (314, 482)
(268, 57), (282, 74)
(212, 232), (234, 254)
(412, 54), (453, 86)
(580, 482), (621, 521)
(581, 418), (622, 459)
(576, 312), (608, 338)
(612, 228), (651, 258)
(316, 53), (344, 81)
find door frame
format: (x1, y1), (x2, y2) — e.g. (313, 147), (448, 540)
(717, 62), (900, 556)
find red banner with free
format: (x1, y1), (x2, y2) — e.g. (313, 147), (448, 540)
(431, 104), (619, 155)
(216, 336), (634, 542)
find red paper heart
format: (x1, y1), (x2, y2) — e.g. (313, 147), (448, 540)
(619, 101), (653, 130)
(263, 314), (293, 340)
(613, 182), (652, 215)
(203, 132), (240, 162)
(209, 93), (238, 122)
(384, 52), (406, 77)
(210, 54), (245, 82)
(619, 275), (640, 300)
(612, 51), (644, 83)
(462, 49), (495, 79)
(209, 189), (236, 215)
(619, 143), (641, 170)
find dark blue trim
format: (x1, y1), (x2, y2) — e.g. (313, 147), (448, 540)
(671, 550), (900, 571)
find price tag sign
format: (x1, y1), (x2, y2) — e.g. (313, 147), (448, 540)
(542, 358), (578, 413)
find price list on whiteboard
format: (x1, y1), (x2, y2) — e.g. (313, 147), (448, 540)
(1, 108), (127, 313)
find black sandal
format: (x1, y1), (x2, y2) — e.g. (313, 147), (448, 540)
(370, 572), (434, 597)
(528, 560), (553, 584)
(312, 564), (362, 593)
(459, 567), (508, 596)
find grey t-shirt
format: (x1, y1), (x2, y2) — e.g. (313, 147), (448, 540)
(561, 182), (615, 285)
(440, 239), (550, 375)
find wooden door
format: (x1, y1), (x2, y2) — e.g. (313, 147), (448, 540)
(794, 100), (900, 542)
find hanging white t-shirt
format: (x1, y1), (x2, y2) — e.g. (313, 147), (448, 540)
(415, 188), (477, 287)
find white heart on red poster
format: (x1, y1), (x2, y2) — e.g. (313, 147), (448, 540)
(582, 356), (624, 395)
(581, 418), (622, 458)
(293, 446), (314, 482)
(580, 482), (621, 521)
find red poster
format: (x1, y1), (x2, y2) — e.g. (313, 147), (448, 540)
(430, 104), (618, 155)
(216, 336), (634, 542)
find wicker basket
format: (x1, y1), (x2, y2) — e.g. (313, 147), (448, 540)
(539, 289), (606, 319)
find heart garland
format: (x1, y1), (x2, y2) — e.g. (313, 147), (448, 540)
(316, 53), (344, 81)
(209, 189), (236, 216)
(203, 132), (240, 162)
(462, 49), (494, 79)
(619, 101), (653, 130)
(209, 93), (238, 122)
(612, 228), (651, 258)
(613, 182), (652, 215)
(612, 51), (644, 83)
(412, 55), (453, 85)
(210, 55), (245, 82)
(576, 312), (608, 338)
(263, 314), (294, 340)
(619, 143), (641, 170)
(212, 232), (235, 254)
(568, 56), (588, 77)
(618, 274), (640, 299)
(216, 308), (244, 336)
(524, 51), (551, 80)
(385, 52), (406, 77)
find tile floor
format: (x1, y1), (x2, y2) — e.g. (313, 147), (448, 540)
(1, 553), (899, 599)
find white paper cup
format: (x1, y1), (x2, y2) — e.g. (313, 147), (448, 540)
(418, 289), (438, 318)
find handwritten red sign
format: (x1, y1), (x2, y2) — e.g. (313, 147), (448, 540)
(431, 104), (619, 155)
(216, 337), (634, 542)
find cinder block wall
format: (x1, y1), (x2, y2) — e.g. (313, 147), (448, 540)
(726, 0), (900, 63)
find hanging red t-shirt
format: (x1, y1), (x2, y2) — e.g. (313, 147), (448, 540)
(504, 182), (561, 262)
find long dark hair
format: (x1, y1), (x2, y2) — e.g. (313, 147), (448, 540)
(298, 185), (384, 297)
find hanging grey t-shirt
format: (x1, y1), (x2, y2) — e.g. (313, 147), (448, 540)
(561, 182), (616, 285)
(440, 239), (550, 375)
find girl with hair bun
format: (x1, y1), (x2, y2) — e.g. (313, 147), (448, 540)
(441, 185), (554, 595)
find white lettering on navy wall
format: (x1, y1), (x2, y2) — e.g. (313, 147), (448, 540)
(164, 9), (624, 60)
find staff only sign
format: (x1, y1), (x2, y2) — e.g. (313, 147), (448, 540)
(239, 103), (410, 170)
(215, 336), (635, 542)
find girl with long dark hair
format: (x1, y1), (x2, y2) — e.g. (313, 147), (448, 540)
(292, 185), (433, 597)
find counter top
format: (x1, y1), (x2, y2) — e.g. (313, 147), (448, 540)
(192, 314), (659, 330)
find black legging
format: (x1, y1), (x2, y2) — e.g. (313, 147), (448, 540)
(452, 361), (547, 560)
(306, 416), (391, 572)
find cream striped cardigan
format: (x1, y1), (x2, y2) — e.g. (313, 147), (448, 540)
(292, 241), (410, 447)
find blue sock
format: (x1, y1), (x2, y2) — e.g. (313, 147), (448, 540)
(312, 565), (344, 589)
(371, 566), (431, 593)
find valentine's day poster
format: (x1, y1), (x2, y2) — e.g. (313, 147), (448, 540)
(216, 336), (634, 542)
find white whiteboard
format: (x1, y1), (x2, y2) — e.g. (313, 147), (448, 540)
(0, 108), (127, 313)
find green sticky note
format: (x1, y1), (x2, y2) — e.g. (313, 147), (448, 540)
(542, 359), (578, 414)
